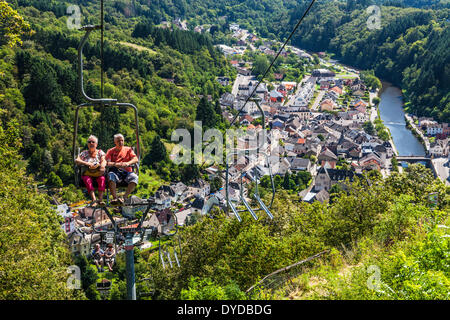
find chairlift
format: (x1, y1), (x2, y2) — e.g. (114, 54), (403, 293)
(225, 97), (276, 221)
(96, 279), (112, 291)
(158, 234), (182, 269)
(137, 276), (156, 298)
(72, 24), (141, 196)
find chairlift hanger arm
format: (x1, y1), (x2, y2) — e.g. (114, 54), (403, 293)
(77, 27), (117, 105)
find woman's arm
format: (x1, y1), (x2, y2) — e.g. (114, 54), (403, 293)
(99, 155), (106, 172)
(75, 155), (90, 167)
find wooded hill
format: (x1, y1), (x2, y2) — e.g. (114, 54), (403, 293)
(2, 0), (234, 194)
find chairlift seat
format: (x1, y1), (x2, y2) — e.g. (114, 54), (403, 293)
(75, 163), (139, 190)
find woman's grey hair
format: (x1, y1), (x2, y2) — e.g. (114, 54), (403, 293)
(114, 133), (124, 141)
(88, 135), (98, 143)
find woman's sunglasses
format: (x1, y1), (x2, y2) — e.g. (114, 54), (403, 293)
(88, 141), (96, 144)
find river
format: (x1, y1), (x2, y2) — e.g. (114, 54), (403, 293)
(378, 83), (426, 157)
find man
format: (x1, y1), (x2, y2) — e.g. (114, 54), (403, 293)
(106, 134), (139, 205)
(104, 243), (116, 272)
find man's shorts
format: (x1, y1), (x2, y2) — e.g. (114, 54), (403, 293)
(108, 168), (139, 185)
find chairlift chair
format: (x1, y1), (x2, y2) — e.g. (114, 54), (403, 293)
(158, 233), (182, 269)
(72, 24), (141, 195)
(225, 97), (276, 221)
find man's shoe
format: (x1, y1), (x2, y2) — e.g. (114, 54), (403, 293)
(98, 201), (106, 207)
(111, 198), (121, 206)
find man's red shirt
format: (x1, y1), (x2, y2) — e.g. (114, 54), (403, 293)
(105, 146), (136, 173)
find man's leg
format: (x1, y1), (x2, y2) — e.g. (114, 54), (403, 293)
(94, 259), (101, 271)
(123, 173), (139, 199)
(108, 172), (119, 200)
(123, 182), (136, 199)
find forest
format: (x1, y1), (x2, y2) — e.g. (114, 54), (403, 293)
(280, 1), (450, 122)
(0, 0), (449, 300)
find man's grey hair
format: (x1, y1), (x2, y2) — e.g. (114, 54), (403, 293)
(114, 133), (124, 141)
(88, 135), (98, 143)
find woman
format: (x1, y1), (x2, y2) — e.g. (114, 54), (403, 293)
(75, 135), (106, 207)
(92, 243), (104, 272)
(104, 243), (116, 272)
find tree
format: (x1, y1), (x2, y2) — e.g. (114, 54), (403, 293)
(362, 121), (375, 135)
(143, 135), (167, 166)
(252, 55), (270, 77)
(0, 1), (32, 47)
(23, 58), (65, 117)
(372, 96), (381, 105)
(47, 171), (63, 188)
(93, 107), (120, 151)
(196, 96), (216, 129)
(0, 121), (84, 299)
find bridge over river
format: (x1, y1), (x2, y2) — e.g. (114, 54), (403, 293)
(396, 156), (441, 179)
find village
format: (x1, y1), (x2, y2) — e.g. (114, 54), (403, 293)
(55, 22), (449, 257)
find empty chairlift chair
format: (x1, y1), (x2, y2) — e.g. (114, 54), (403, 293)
(225, 97), (276, 221)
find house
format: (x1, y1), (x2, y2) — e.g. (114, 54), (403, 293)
(77, 207), (110, 225)
(312, 69), (335, 79)
(230, 60), (239, 67)
(320, 79), (331, 90)
(302, 189), (330, 203)
(192, 179), (211, 198)
(352, 89), (365, 97)
(320, 99), (337, 112)
(151, 208), (175, 234)
(68, 232), (99, 257)
(314, 167), (363, 192)
(352, 99), (368, 107)
(351, 78), (366, 91)
(157, 182), (188, 203)
(318, 147), (338, 169)
(297, 107), (312, 121)
(429, 139), (447, 157)
(55, 204), (76, 235)
(217, 77), (230, 86)
(220, 92), (235, 107)
(154, 190), (172, 210)
(272, 118), (285, 129)
(289, 158), (312, 172)
(359, 152), (382, 171)
(269, 90), (284, 103)
(426, 123), (444, 136)
(348, 146), (362, 159)
(269, 156), (291, 175)
(329, 86), (343, 96)
(191, 196), (206, 215)
(240, 115), (254, 125)
(238, 67), (251, 76)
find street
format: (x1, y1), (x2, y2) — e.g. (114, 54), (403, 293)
(432, 157), (450, 186)
(311, 90), (325, 111)
(231, 74), (253, 96)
